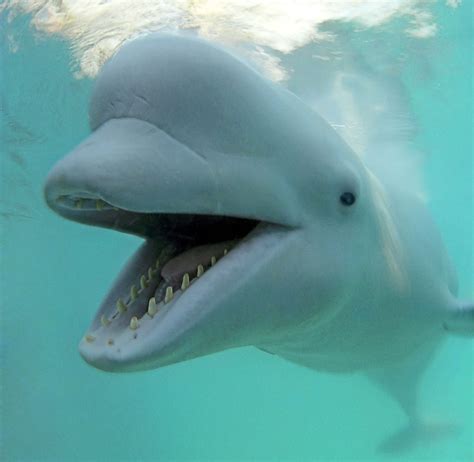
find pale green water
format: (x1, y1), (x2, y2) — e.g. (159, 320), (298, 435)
(1, 3), (473, 461)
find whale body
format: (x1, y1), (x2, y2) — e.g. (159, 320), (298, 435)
(43, 33), (473, 451)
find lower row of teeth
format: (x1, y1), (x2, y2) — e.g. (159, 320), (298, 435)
(85, 250), (227, 343)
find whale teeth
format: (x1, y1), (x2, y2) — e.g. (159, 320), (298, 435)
(147, 267), (155, 281)
(85, 334), (95, 343)
(75, 198), (83, 209)
(99, 249), (231, 328)
(197, 264), (204, 277)
(96, 200), (104, 211)
(147, 297), (158, 317)
(116, 298), (127, 313)
(130, 285), (138, 302)
(129, 316), (139, 330)
(181, 273), (190, 290)
(165, 286), (174, 303)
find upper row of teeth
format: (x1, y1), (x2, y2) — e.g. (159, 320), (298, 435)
(75, 198), (116, 211)
(85, 250), (227, 343)
(57, 196), (117, 211)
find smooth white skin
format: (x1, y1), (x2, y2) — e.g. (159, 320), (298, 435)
(44, 34), (466, 388)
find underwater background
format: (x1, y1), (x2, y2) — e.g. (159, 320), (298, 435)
(1, 1), (472, 461)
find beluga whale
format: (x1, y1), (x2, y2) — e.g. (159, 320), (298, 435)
(44, 33), (473, 451)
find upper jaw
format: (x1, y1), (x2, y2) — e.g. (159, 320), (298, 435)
(43, 118), (219, 236)
(43, 117), (300, 235)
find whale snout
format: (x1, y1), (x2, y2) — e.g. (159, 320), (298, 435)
(44, 118), (219, 231)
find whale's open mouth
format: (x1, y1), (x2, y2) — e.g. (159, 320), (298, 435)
(50, 193), (285, 370)
(42, 113), (298, 372)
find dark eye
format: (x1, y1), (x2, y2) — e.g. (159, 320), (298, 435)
(340, 192), (356, 206)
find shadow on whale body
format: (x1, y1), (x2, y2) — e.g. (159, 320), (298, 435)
(43, 33), (474, 453)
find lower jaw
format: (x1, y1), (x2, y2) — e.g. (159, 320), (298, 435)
(78, 222), (291, 371)
(81, 235), (240, 346)
(77, 234), (249, 372)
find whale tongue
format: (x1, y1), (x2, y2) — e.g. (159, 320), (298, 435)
(160, 240), (237, 287)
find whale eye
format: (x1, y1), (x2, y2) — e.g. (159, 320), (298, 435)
(340, 192), (356, 206)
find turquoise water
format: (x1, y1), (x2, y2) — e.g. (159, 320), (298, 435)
(1, 3), (473, 461)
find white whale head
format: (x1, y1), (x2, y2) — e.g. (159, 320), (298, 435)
(44, 33), (391, 372)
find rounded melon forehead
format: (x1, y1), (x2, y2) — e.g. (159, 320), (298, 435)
(89, 33), (289, 156)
